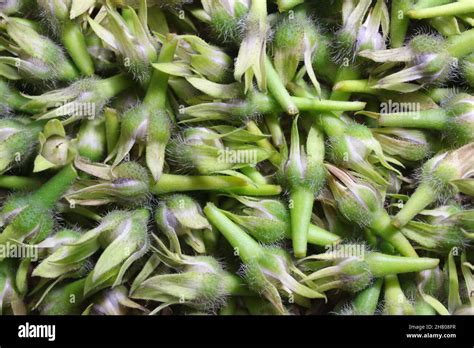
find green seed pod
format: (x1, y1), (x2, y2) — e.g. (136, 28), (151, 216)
(37, 0), (70, 30)
(131, 237), (247, 313)
(39, 278), (86, 315)
(0, 118), (42, 174)
(87, 285), (146, 315)
(76, 118), (107, 162)
(87, 2), (158, 83)
(0, 0), (32, 15)
(421, 143), (474, 199)
(22, 75), (131, 125)
(85, 209), (150, 296)
(201, 0), (249, 45)
(204, 203), (325, 315)
(33, 210), (134, 279)
(106, 103), (170, 181)
(462, 53), (474, 87)
(442, 93), (474, 146)
(359, 34), (454, 92)
(0, 17), (77, 81)
(155, 194), (211, 254)
(177, 35), (234, 83)
(372, 128), (435, 162)
(223, 196), (289, 244)
(272, 12), (321, 91)
(33, 120), (76, 172)
(328, 122), (403, 186)
(327, 165), (383, 228)
(0, 165), (77, 246)
(66, 161), (151, 207)
(0, 259), (26, 314)
(383, 274), (415, 315)
(169, 127), (270, 174)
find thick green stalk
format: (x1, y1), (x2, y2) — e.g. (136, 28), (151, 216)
(239, 166), (267, 185)
(222, 273), (252, 296)
(447, 28), (474, 58)
(307, 224), (341, 246)
(31, 164), (77, 208)
(333, 79), (379, 95)
(330, 66), (362, 103)
(378, 109), (447, 129)
(292, 97), (366, 112)
(370, 210), (418, 257)
(290, 188), (314, 258)
(246, 120), (283, 166)
(144, 35), (178, 108)
(152, 174), (247, 194)
(391, 0), (413, 48)
(276, 0), (304, 12)
(384, 274), (415, 314)
(393, 182), (437, 229)
(265, 55), (298, 115)
(223, 184), (282, 196)
(104, 108), (120, 154)
(366, 252), (439, 277)
(254, 93), (366, 114)
(61, 21), (95, 76)
(352, 278), (383, 315)
(0, 176), (41, 191)
(204, 203), (263, 263)
(98, 74), (134, 99)
(408, 2), (474, 19)
(265, 113), (284, 148)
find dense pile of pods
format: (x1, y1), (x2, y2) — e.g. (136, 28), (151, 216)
(0, 0), (473, 315)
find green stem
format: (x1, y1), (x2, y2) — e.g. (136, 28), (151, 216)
(223, 184), (282, 196)
(98, 74), (133, 99)
(408, 2), (474, 19)
(370, 210), (418, 257)
(384, 274), (415, 315)
(204, 202), (263, 263)
(265, 55), (298, 115)
(152, 174), (247, 194)
(0, 176), (42, 191)
(333, 79), (379, 95)
(104, 108), (120, 154)
(253, 93), (366, 114)
(239, 166), (267, 185)
(366, 252), (439, 277)
(31, 164), (77, 209)
(425, 88), (453, 103)
(319, 113), (346, 137)
(144, 35), (178, 108)
(265, 113), (284, 148)
(246, 120), (282, 166)
(447, 28), (474, 58)
(290, 188), (314, 258)
(223, 273), (252, 296)
(276, 0), (304, 12)
(61, 20), (95, 76)
(292, 97), (366, 112)
(393, 182), (437, 229)
(307, 224), (341, 246)
(378, 109), (448, 129)
(330, 66), (362, 103)
(391, 0), (413, 48)
(352, 278), (383, 315)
